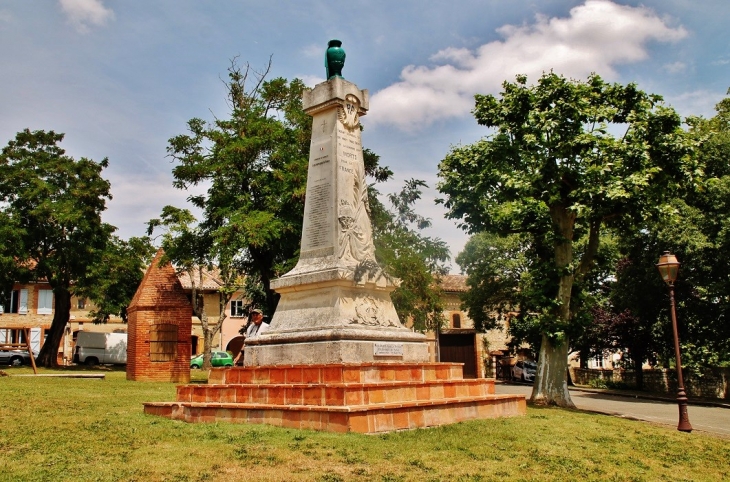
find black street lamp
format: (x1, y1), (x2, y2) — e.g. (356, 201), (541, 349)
(656, 251), (693, 433)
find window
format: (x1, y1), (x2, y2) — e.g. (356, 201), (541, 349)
(149, 324), (178, 362)
(592, 355), (604, 369)
(37, 290), (53, 315)
(3, 289), (28, 314)
(230, 300), (245, 317)
(452, 313), (461, 329)
(77, 298), (86, 310)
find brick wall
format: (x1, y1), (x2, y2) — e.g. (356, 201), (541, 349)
(127, 250), (191, 383)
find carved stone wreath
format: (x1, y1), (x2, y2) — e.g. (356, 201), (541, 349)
(348, 295), (399, 327)
(338, 94), (360, 130)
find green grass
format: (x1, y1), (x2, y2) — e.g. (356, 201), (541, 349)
(1, 367), (729, 482)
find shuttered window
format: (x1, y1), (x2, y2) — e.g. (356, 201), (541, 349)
(150, 324), (177, 362)
(37, 290), (53, 315)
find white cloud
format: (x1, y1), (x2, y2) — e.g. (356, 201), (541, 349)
(368, 0), (687, 130)
(663, 61), (687, 74)
(59, 0), (114, 33)
(105, 173), (207, 240)
(667, 89), (725, 119)
(299, 74), (326, 88)
(301, 43), (323, 59)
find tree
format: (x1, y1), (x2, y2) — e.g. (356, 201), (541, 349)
(371, 179), (450, 334)
(0, 129), (114, 367)
(147, 206), (246, 370)
(597, 91), (730, 372)
(438, 73), (696, 406)
(456, 232), (530, 333)
(165, 59), (311, 317)
(0, 211), (26, 306)
(76, 235), (154, 323)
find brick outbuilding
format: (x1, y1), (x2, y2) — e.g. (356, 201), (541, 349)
(127, 250), (192, 382)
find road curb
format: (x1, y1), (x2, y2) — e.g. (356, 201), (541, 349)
(495, 380), (730, 409)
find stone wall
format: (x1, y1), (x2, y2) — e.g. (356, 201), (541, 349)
(570, 367), (730, 400)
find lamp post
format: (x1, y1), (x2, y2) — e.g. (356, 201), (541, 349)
(656, 251), (693, 433)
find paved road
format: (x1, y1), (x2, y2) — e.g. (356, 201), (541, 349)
(495, 383), (730, 438)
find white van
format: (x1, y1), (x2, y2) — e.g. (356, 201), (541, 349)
(73, 332), (127, 366)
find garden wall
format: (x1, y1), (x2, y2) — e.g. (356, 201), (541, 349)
(570, 367), (729, 400)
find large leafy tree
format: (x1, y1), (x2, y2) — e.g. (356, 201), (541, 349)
(164, 59), (311, 318)
(371, 179), (450, 334)
(456, 232), (531, 334)
(0, 130), (114, 367)
(76, 235), (154, 324)
(438, 73), (696, 406)
(597, 92), (730, 372)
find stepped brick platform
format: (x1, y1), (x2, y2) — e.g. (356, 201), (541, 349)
(144, 363), (526, 433)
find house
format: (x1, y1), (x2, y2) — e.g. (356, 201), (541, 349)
(431, 275), (526, 379)
(0, 270), (249, 365)
(0, 281), (92, 363)
(175, 267), (248, 356)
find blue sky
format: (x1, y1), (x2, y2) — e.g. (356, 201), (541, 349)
(1, 1), (728, 271)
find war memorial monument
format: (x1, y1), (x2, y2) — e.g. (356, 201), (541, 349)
(144, 41), (526, 432)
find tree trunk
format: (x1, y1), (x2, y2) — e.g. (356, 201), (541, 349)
(531, 203), (576, 407)
(202, 327), (213, 369)
(37, 287), (71, 368)
(531, 333), (575, 407)
(633, 353), (644, 390)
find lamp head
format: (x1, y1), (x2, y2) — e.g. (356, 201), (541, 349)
(657, 251), (680, 285)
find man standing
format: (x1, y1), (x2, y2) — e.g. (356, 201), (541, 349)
(245, 308), (270, 339)
(234, 308), (269, 365)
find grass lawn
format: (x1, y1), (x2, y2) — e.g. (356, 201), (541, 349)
(1, 367), (728, 482)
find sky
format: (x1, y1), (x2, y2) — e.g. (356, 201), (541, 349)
(1, 0), (728, 272)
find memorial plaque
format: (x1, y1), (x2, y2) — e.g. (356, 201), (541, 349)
(373, 343), (404, 357)
(301, 138), (334, 253)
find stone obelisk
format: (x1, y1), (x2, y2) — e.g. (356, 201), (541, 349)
(244, 40), (429, 366)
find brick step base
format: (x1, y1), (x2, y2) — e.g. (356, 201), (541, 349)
(143, 362), (526, 433)
(144, 394), (525, 433)
(208, 362), (467, 385)
(177, 379), (494, 405)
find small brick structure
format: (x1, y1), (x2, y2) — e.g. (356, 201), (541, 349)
(143, 362), (526, 433)
(127, 250), (191, 383)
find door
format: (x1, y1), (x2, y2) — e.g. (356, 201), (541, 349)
(439, 333), (478, 378)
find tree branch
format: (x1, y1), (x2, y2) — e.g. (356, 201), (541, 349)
(575, 218), (600, 281)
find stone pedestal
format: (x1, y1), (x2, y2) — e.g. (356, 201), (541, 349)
(245, 77), (428, 366)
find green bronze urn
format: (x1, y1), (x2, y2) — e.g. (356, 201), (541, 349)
(325, 39), (345, 79)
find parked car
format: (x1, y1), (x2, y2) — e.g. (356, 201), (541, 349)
(190, 351), (234, 369)
(0, 349), (37, 367)
(511, 360), (537, 382)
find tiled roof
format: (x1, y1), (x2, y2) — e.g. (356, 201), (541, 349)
(129, 250), (190, 309)
(176, 267), (224, 291)
(439, 274), (468, 293)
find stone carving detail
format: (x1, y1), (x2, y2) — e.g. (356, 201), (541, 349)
(338, 94), (360, 130)
(349, 296), (399, 327)
(338, 157), (376, 265)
